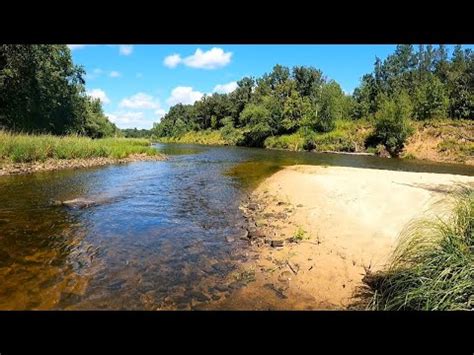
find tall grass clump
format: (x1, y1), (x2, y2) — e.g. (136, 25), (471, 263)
(0, 131), (157, 163)
(362, 185), (474, 310)
(155, 130), (230, 145)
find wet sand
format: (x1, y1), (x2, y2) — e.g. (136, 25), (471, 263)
(0, 153), (166, 176)
(207, 165), (474, 310)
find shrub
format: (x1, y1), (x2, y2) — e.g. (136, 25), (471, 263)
(220, 117), (245, 145)
(361, 186), (474, 310)
(373, 92), (414, 157)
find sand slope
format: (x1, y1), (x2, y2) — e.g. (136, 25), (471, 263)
(210, 165), (474, 310)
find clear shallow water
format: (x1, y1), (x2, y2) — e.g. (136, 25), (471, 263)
(0, 143), (473, 309)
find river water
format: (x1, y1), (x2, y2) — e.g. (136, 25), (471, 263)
(0, 144), (473, 309)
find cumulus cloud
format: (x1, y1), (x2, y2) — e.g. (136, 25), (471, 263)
(213, 81), (238, 94)
(105, 111), (154, 129)
(87, 89), (110, 104)
(163, 54), (182, 68)
(167, 86), (204, 106)
(109, 71), (121, 78)
(163, 47), (232, 69)
(155, 109), (166, 119)
(184, 48), (232, 69)
(119, 45), (133, 56)
(119, 93), (161, 110)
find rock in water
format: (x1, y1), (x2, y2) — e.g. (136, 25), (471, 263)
(61, 198), (97, 209)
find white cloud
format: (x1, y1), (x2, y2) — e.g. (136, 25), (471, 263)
(163, 54), (182, 68)
(183, 48), (232, 69)
(106, 111), (154, 129)
(155, 109), (166, 119)
(167, 86), (204, 106)
(119, 45), (133, 56)
(109, 71), (121, 78)
(163, 47), (232, 70)
(85, 68), (103, 80)
(213, 81), (238, 94)
(87, 89), (110, 104)
(119, 93), (161, 110)
(68, 45), (86, 51)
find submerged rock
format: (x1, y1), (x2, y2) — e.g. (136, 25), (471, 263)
(52, 197), (103, 209)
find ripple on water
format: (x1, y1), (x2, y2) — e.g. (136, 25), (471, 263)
(0, 144), (473, 309)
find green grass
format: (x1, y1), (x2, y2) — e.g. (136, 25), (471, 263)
(293, 226), (308, 242)
(264, 133), (304, 151)
(362, 186), (474, 310)
(0, 131), (159, 163)
(156, 130), (230, 145)
(264, 120), (373, 152)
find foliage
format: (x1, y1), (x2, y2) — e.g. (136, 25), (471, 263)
(239, 103), (274, 146)
(0, 131), (157, 163)
(155, 130), (230, 145)
(220, 116), (245, 145)
(265, 120), (372, 153)
(373, 91), (414, 156)
(293, 226), (308, 242)
(0, 45), (119, 138)
(363, 186), (474, 310)
(153, 45), (472, 155)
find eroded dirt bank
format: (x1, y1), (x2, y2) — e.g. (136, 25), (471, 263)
(205, 165), (474, 310)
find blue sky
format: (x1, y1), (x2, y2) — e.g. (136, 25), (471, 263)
(69, 45), (470, 129)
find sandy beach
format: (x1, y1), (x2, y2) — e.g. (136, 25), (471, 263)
(208, 165), (474, 310)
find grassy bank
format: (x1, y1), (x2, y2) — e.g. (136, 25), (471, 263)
(0, 131), (160, 164)
(156, 130), (229, 145)
(264, 119), (373, 152)
(155, 119), (473, 165)
(361, 186), (473, 310)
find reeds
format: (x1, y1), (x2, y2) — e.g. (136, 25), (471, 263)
(362, 185), (474, 310)
(0, 131), (158, 163)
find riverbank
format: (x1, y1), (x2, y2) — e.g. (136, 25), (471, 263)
(0, 154), (166, 176)
(207, 165), (474, 309)
(155, 119), (473, 166)
(0, 132), (166, 176)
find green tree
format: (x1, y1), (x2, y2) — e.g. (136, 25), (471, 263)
(313, 81), (344, 132)
(374, 91), (414, 156)
(292, 66), (324, 98)
(239, 103), (274, 146)
(0, 44), (118, 137)
(412, 74), (449, 120)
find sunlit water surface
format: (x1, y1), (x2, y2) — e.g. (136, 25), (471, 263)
(1, 144), (473, 309)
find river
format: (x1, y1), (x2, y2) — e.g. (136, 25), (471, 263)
(0, 144), (473, 309)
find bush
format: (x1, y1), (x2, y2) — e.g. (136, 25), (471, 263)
(362, 186), (474, 310)
(220, 117), (245, 145)
(373, 92), (414, 157)
(239, 104), (274, 147)
(264, 133), (303, 151)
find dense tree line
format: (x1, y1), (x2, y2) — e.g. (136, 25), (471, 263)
(353, 45), (473, 120)
(153, 45), (473, 153)
(0, 45), (119, 137)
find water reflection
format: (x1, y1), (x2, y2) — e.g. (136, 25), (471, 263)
(0, 144), (473, 309)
